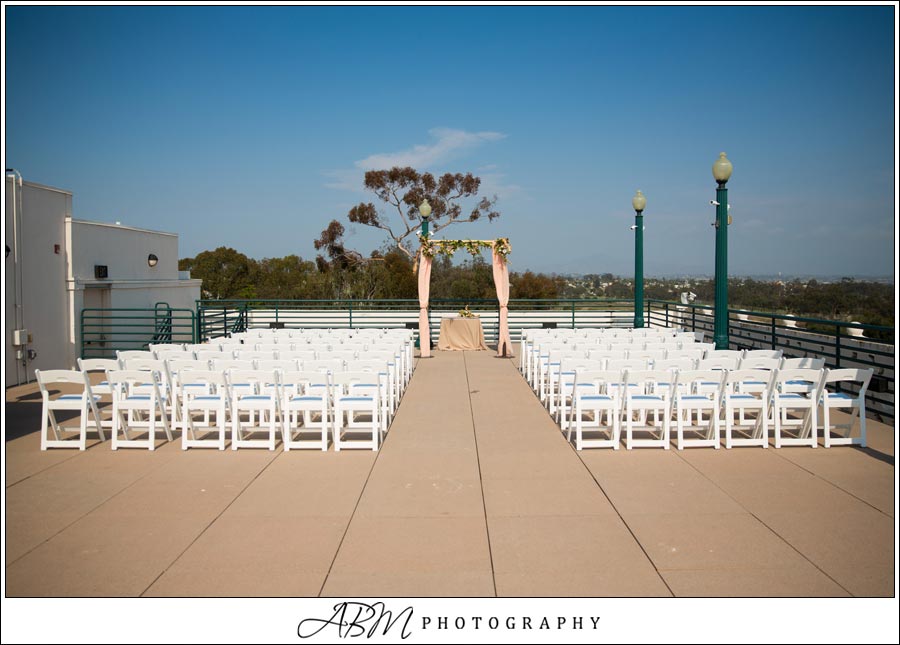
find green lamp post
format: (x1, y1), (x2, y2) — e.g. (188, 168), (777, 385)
(712, 152), (733, 350)
(632, 190), (647, 328)
(419, 199), (432, 238)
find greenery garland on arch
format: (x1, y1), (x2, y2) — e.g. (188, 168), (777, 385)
(418, 235), (511, 260)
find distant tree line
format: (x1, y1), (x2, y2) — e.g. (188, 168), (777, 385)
(178, 246), (563, 302)
(179, 248), (893, 329)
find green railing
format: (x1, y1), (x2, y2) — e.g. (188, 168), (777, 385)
(646, 299), (894, 419)
(80, 307), (197, 359)
(195, 297), (893, 419)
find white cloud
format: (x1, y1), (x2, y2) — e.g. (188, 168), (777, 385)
(354, 127), (506, 171)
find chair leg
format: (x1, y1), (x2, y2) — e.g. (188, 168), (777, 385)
(79, 407), (88, 451)
(40, 400), (50, 451)
(858, 404), (867, 448)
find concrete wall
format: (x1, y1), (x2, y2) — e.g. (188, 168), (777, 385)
(4, 177), (72, 385)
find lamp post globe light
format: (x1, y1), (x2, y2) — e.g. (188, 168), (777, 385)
(712, 152), (733, 350)
(632, 190), (647, 328)
(419, 199), (432, 238)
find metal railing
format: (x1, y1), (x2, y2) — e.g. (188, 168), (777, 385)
(193, 297), (893, 419)
(646, 299), (894, 419)
(80, 307), (197, 359)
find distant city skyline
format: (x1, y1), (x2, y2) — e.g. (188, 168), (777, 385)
(5, 5), (896, 278)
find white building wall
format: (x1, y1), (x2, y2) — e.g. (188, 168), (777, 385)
(69, 220), (180, 282)
(4, 177), (201, 385)
(4, 177), (72, 385)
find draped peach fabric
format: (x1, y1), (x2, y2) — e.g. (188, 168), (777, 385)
(417, 252), (433, 357)
(492, 246), (513, 357)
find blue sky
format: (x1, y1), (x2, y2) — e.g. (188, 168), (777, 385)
(5, 5), (896, 277)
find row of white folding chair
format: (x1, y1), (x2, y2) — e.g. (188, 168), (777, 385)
(534, 347), (717, 402)
(104, 366), (387, 451)
(531, 346), (777, 395)
(563, 366), (870, 451)
(81, 355), (400, 439)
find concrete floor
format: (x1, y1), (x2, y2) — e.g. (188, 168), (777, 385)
(4, 350), (896, 597)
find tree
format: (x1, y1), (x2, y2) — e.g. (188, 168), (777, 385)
(316, 166), (501, 265)
(179, 247), (257, 299)
(511, 271), (562, 299)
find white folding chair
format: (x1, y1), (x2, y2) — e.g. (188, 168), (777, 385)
(281, 370), (332, 451)
(333, 371), (382, 451)
(35, 369), (104, 450)
(180, 370), (230, 450)
(348, 359), (393, 430)
(77, 358), (119, 429)
(108, 369), (172, 450)
(230, 369), (281, 450)
(623, 369), (674, 449)
(674, 369), (725, 450)
(567, 369), (622, 450)
(772, 368), (825, 448)
(820, 368), (873, 448)
(723, 368), (775, 449)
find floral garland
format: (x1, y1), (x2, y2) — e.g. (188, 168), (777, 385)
(418, 234), (511, 260)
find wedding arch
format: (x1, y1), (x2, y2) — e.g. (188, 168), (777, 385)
(416, 236), (513, 358)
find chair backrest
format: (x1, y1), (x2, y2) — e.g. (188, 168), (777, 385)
(724, 368), (776, 391)
(675, 369), (725, 397)
(280, 369), (331, 395)
(573, 368), (623, 392)
(77, 358), (119, 373)
(623, 369), (674, 394)
(256, 359), (300, 372)
(706, 350), (743, 362)
(303, 358), (345, 373)
(35, 369), (89, 394)
(654, 358), (696, 372)
(694, 342), (716, 356)
(254, 344), (282, 352)
(586, 349), (627, 362)
(195, 350), (229, 362)
(606, 358), (650, 372)
(107, 369), (164, 393)
(665, 349), (704, 362)
(211, 359), (256, 371)
(739, 356), (781, 370)
(185, 343), (221, 353)
(743, 349), (783, 360)
(347, 359), (390, 373)
(780, 357), (825, 370)
(179, 369), (229, 394)
(117, 350), (154, 361)
(154, 349), (188, 362)
(148, 343), (185, 353)
(123, 358), (167, 373)
(775, 368), (825, 391)
(228, 369), (277, 393)
(318, 350), (358, 362)
(627, 350), (664, 363)
(235, 350), (278, 361)
(822, 368), (873, 391)
(279, 350), (319, 362)
(333, 370), (382, 393)
(698, 356), (740, 371)
(167, 358), (211, 370)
